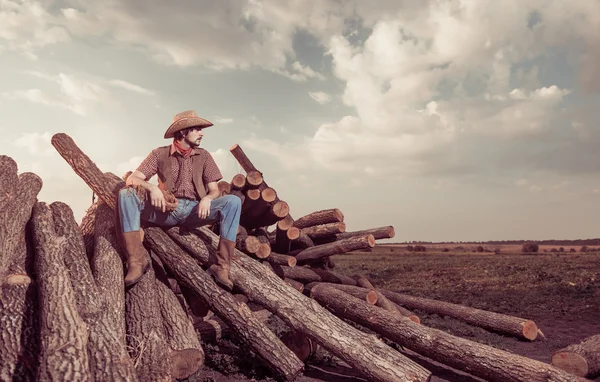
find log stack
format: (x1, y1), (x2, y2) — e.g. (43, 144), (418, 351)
(0, 137), (592, 382)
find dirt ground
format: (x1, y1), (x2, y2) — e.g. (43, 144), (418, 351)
(189, 248), (600, 382)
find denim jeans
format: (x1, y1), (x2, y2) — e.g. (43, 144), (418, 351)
(118, 188), (241, 242)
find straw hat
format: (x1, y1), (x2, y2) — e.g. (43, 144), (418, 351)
(164, 110), (213, 139)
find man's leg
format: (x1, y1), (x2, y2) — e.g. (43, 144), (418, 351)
(118, 187), (179, 286)
(182, 195), (241, 290)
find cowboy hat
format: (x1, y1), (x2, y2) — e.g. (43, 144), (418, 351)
(164, 110), (213, 139)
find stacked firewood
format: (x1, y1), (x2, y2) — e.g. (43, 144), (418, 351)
(1, 135), (597, 382)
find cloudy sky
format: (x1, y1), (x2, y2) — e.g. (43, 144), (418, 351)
(1, 0), (600, 242)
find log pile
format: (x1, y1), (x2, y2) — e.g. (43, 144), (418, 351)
(0, 136), (592, 382)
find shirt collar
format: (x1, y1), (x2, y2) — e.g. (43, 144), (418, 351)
(169, 143), (202, 156)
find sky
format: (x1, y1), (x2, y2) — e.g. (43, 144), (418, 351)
(1, 0), (600, 242)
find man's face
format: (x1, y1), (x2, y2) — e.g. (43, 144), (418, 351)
(184, 127), (204, 147)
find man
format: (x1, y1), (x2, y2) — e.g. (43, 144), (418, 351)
(118, 110), (241, 290)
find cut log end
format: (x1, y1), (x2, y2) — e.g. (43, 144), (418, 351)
(522, 320), (539, 341)
(272, 201), (289, 218)
(231, 174), (246, 189)
(408, 315), (421, 325)
(367, 234), (376, 247)
(366, 290), (378, 305)
(334, 208), (344, 222)
(287, 227), (300, 240)
(277, 215), (294, 231)
(229, 143), (239, 151)
(247, 189), (261, 201)
(262, 188), (277, 203)
(171, 348), (205, 380)
(551, 352), (588, 377)
(4, 273), (32, 285)
(256, 243), (271, 259)
(288, 257), (297, 267)
(247, 170), (263, 187)
(387, 226), (395, 238)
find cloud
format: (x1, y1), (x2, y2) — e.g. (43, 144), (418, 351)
(108, 79), (155, 96)
(309, 91), (331, 104)
(14, 131), (55, 156)
(213, 117), (234, 124)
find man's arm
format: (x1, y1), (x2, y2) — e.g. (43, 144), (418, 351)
(203, 181), (220, 200)
(126, 170), (158, 192)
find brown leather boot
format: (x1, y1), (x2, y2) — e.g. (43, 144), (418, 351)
(122, 230), (150, 287)
(207, 238), (234, 291)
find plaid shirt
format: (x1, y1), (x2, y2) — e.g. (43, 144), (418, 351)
(137, 143), (223, 200)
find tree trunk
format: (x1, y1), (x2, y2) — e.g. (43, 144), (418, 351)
(125, 265), (172, 382)
(295, 235), (375, 264)
(356, 276), (420, 324)
(302, 222), (346, 240)
(0, 238), (40, 382)
(304, 282), (378, 304)
(283, 278), (304, 293)
(293, 209), (344, 230)
(31, 202), (91, 381)
(314, 226), (395, 245)
(379, 289), (539, 341)
(144, 227), (304, 381)
(280, 266), (357, 285)
(0, 172), (43, 282)
(552, 334), (600, 377)
(50, 202), (103, 323)
(152, 254), (205, 380)
(87, 203), (138, 382)
(80, 201), (99, 261)
(168, 226), (432, 382)
(265, 252), (297, 267)
(311, 284), (585, 382)
(291, 231), (315, 251)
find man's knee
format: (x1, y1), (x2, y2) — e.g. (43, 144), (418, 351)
(221, 195), (241, 212)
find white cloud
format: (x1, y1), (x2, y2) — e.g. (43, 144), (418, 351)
(213, 117), (234, 124)
(309, 91), (331, 104)
(14, 131), (55, 156)
(108, 79), (155, 96)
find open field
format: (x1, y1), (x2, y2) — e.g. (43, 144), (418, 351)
(196, 247), (600, 381)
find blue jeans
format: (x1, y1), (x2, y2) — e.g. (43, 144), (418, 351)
(118, 188), (241, 242)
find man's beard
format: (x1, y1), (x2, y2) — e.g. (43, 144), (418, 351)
(185, 136), (201, 148)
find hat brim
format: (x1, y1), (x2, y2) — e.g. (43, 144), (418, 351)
(164, 117), (213, 139)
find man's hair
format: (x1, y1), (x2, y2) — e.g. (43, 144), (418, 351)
(174, 127), (199, 140)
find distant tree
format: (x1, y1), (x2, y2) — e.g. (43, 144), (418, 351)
(406, 245), (414, 252)
(569, 248), (576, 253)
(550, 248), (558, 253)
(476, 245), (484, 253)
(494, 248), (501, 254)
(442, 248), (449, 252)
(559, 247), (565, 252)
(521, 242), (539, 253)
(580, 245), (588, 253)
(413, 245), (427, 252)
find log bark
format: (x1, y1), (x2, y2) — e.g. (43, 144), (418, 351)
(144, 227), (304, 381)
(229, 189), (246, 204)
(273, 216), (300, 253)
(283, 278), (304, 293)
(311, 284), (585, 382)
(152, 254), (205, 380)
(0, 155), (18, 211)
(80, 201), (99, 261)
(87, 203), (138, 382)
(280, 266), (357, 285)
(0, 238), (40, 382)
(195, 309), (272, 343)
(0, 172), (42, 283)
(302, 222), (346, 240)
(293, 209), (344, 230)
(265, 252), (297, 267)
(295, 235), (375, 264)
(50, 201), (103, 323)
(356, 276), (420, 324)
(304, 282), (378, 305)
(314, 226), (395, 245)
(379, 289), (539, 341)
(552, 334), (600, 377)
(31, 202), (91, 381)
(168, 226), (432, 382)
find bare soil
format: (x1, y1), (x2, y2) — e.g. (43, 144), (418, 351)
(189, 248), (600, 381)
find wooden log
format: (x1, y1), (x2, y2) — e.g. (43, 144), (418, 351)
(304, 282), (378, 304)
(302, 222), (346, 240)
(0, 172), (42, 283)
(0, 238), (40, 381)
(230, 173), (246, 190)
(295, 234), (375, 265)
(88, 203), (138, 381)
(283, 278), (304, 293)
(31, 202), (91, 381)
(195, 309), (273, 343)
(217, 180), (231, 194)
(80, 201), (99, 261)
(293, 209), (344, 230)
(273, 216), (300, 253)
(228, 189), (246, 204)
(245, 170), (263, 188)
(145, 227), (304, 381)
(380, 289), (540, 341)
(311, 284), (585, 382)
(236, 235), (261, 254)
(0, 156), (18, 214)
(252, 228), (271, 259)
(552, 334), (600, 377)
(168, 226), (431, 382)
(265, 252), (297, 267)
(152, 254), (205, 380)
(280, 266), (357, 285)
(50, 202), (103, 322)
(356, 276), (420, 324)
(314, 226), (396, 245)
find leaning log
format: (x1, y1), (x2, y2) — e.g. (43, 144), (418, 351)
(293, 208), (344, 230)
(145, 227), (304, 381)
(168, 226), (432, 382)
(379, 289), (539, 341)
(356, 276), (420, 324)
(31, 202), (91, 381)
(294, 234), (375, 264)
(552, 334), (600, 377)
(311, 284), (586, 382)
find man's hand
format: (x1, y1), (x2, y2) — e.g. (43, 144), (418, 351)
(198, 197), (212, 219)
(149, 185), (167, 212)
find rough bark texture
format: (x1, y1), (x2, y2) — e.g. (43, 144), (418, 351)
(304, 282), (378, 305)
(293, 209), (344, 230)
(295, 234), (375, 264)
(152, 254), (205, 380)
(311, 285), (585, 382)
(50, 202), (102, 323)
(0, 172), (43, 283)
(31, 202), (91, 381)
(80, 201), (99, 261)
(0, 155), (18, 210)
(125, 266), (172, 382)
(356, 276), (419, 323)
(87, 202), (138, 382)
(145, 227), (304, 381)
(168, 226), (432, 382)
(552, 334), (600, 377)
(314, 226), (395, 245)
(380, 289), (539, 341)
(265, 252), (297, 267)
(280, 266), (357, 285)
(195, 310), (272, 343)
(0, 237), (40, 382)
(302, 222), (346, 240)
